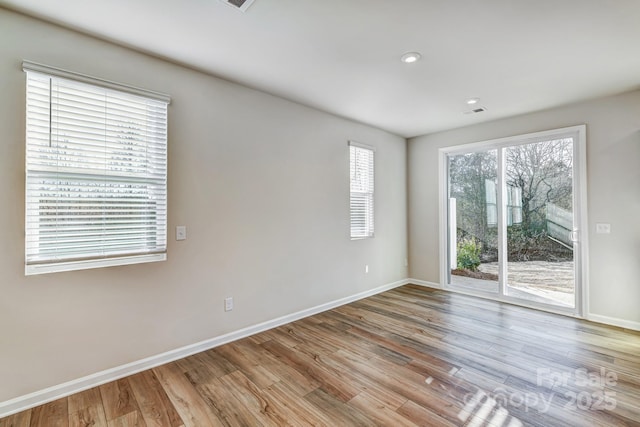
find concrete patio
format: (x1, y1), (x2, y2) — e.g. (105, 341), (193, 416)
(451, 260), (574, 307)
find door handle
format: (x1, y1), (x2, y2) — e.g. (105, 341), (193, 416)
(569, 230), (579, 243)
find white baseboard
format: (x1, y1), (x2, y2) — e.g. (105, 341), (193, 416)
(587, 313), (640, 332)
(408, 278), (443, 289)
(0, 278), (409, 418)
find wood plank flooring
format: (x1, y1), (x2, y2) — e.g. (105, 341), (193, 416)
(2, 285), (640, 426)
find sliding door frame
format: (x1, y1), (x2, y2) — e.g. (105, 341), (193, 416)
(438, 125), (589, 318)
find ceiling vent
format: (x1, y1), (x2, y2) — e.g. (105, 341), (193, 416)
(464, 107), (487, 115)
(219, 0), (256, 12)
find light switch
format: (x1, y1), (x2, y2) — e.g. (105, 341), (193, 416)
(595, 223), (611, 234)
(176, 225), (187, 240)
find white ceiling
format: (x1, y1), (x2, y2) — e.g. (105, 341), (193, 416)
(3, 0), (640, 138)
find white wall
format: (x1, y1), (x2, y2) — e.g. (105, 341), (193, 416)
(408, 90), (640, 327)
(0, 9), (407, 403)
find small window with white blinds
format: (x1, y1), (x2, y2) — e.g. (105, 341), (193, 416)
(349, 141), (375, 239)
(23, 62), (170, 275)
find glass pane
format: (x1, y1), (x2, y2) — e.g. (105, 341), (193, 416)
(448, 150), (499, 293)
(505, 139), (575, 308)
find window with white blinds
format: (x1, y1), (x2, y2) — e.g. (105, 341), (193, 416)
(23, 62), (170, 275)
(349, 141), (375, 239)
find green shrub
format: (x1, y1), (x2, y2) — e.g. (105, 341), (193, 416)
(457, 238), (481, 271)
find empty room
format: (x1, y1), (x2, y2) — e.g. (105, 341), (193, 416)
(0, 1), (639, 426)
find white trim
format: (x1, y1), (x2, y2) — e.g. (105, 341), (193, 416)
(440, 125), (585, 155)
(348, 140), (376, 151)
(443, 282), (581, 317)
(408, 278), (586, 318)
(0, 278), (409, 418)
(587, 314), (640, 332)
(438, 149), (449, 288)
(410, 277), (640, 332)
(22, 60), (171, 104)
(26, 253), (167, 276)
(574, 126), (590, 317)
(408, 278), (640, 332)
(408, 278), (443, 289)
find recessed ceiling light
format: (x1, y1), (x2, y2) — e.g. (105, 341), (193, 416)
(466, 98), (480, 105)
(401, 52), (421, 64)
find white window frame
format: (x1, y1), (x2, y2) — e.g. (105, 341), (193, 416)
(438, 125), (589, 317)
(23, 61), (171, 275)
(349, 141), (375, 239)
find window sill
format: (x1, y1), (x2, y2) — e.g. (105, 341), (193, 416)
(25, 253), (167, 275)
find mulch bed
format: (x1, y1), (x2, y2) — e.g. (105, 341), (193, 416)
(451, 268), (498, 281)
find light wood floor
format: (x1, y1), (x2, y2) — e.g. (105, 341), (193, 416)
(2, 285), (640, 426)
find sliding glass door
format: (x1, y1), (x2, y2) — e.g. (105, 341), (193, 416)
(441, 126), (586, 314)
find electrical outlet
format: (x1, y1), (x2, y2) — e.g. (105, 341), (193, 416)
(595, 223), (611, 234)
(224, 297), (233, 312)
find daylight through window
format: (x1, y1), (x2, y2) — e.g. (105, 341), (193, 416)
(349, 141), (374, 239)
(24, 62), (170, 274)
